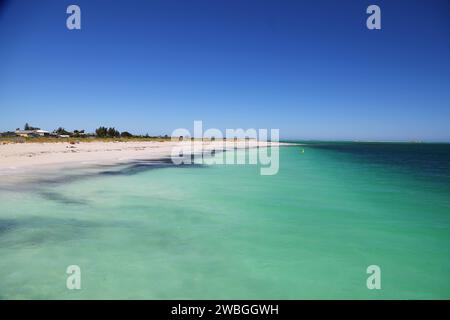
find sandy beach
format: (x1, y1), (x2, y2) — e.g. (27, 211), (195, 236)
(0, 140), (289, 177)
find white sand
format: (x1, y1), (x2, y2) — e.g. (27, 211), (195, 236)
(0, 140), (290, 176)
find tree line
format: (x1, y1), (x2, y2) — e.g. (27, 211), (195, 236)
(95, 126), (133, 138)
(15, 123), (170, 139)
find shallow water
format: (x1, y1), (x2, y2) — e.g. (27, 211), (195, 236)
(0, 143), (449, 299)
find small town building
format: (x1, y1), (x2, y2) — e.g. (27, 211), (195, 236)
(15, 129), (50, 137)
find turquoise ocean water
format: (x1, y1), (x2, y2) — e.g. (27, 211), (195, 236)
(0, 143), (449, 299)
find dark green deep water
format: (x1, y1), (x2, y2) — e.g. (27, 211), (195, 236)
(0, 143), (449, 299)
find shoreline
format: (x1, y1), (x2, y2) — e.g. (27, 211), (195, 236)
(0, 140), (295, 179)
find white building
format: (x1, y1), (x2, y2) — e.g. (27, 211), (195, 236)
(35, 130), (50, 136)
(15, 129), (50, 137)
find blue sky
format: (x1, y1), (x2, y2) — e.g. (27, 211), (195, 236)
(0, 0), (449, 141)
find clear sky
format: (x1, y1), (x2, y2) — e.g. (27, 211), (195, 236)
(0, 0), (449, 141)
